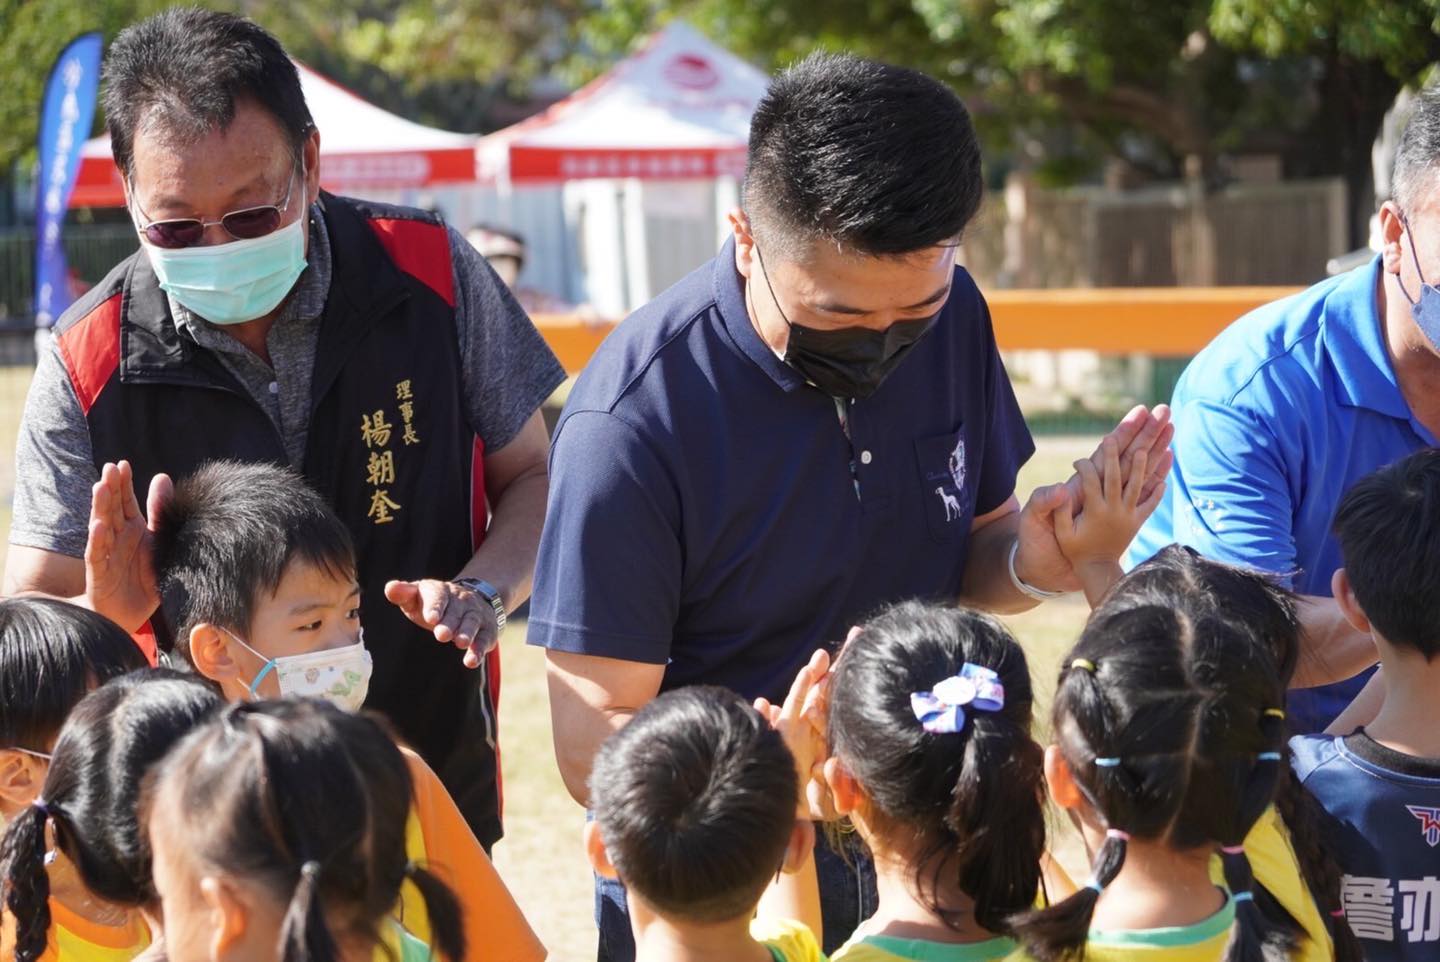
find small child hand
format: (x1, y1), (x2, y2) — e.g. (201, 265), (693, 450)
(1055, 437), (1165, 606)
(762, 649), (832, 819)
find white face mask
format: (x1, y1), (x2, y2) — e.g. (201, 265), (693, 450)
(223, 628), (373, 712)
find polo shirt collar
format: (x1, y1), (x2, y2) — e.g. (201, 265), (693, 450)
(1326, 255), (1412, 420)
(712, 236), (807, 392)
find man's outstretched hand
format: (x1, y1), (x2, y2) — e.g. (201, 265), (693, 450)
(84, 460), (171, 633)
(385, 578), (500, 670)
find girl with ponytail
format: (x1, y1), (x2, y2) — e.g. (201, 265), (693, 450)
(1010, 544), (1306, 962)
(144, 699), (466, 962)
(812, 601), (1058, 961)
(1, 668), (223, 962)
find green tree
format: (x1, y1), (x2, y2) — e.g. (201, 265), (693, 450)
(571, 0), (1440, 245)
(1212, 0), (1440, 245)
(0, 0), (172, 175)
(0, 0), (588, 183)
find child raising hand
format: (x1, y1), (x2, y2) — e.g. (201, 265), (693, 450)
(1052, 438), (1165, 607)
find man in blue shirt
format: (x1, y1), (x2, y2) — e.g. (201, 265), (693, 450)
(1128, 92), (1440, 733)
(531, 53), (1170, 961)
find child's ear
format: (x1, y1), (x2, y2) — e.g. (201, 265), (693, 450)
(780, 819), (816, 874)
(1332, 569), (1372, 635)
(201, 875), (246, 960)
(822, 756), (863, 817)
(1044, 745), (1084, 812)
(190, 623), (242, 684)
(583, 821), (619, 880)
(0, 751), (43, 812)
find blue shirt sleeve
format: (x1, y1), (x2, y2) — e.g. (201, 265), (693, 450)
(974, 301), (1035, 516)
(1160, 397), (1298, 582)
(527, 409), (681, 664)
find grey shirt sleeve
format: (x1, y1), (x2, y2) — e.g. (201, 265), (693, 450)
(9, 335), (98, 557)
(447, 226), (567, 452)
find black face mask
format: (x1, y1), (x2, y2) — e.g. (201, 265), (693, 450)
(755, 245), (941, 400)
(784, 313), (939, 400)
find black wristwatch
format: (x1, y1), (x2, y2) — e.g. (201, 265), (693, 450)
(453, 577), (507, 633)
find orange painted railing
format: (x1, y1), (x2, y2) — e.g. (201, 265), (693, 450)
(533, 286), (1300, 375)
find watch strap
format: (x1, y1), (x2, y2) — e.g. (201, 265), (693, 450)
(453, 577), (507, 632)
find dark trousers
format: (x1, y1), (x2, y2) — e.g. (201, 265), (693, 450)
(593, 825), (877, 961)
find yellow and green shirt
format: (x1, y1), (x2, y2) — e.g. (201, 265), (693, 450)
(751, 918), (827, 962)
(1005, 897), (1235, 962)
(833, 933), (1016, 961)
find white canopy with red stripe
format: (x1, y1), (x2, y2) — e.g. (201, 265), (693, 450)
(477, 22), (767, 186)
(70, 62), (478, 207)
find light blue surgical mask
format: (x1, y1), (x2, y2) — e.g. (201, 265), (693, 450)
(1399, 214), (1440, 354)
(144, 214), (308, 325)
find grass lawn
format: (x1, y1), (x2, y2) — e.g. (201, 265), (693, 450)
(492, 436), (1099, 960)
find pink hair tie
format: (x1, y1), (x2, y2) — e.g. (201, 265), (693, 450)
(1220, 845), (1246, 855)
(1330, 909), (1346, 919)
(1105, 829), (1131, 841)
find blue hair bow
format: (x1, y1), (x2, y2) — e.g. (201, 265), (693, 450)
(910, 663), (1005, 734)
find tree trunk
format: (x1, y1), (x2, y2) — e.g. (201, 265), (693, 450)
(1290, 55), (1404, 250)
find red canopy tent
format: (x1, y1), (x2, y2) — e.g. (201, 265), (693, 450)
(69, 62), (478, 207)
(477, 22), (768, 186)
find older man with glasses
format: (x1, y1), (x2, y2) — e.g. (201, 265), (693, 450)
(3, 8), (565, 851)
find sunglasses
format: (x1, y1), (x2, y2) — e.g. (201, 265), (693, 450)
(129, 165), (301, 250)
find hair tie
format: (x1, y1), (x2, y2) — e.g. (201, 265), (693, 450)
(1257, 752), (1282, 762)
(1105, 829), (1131, 841)
(1069, 658), (1098, 673)
(1263, 708), (1286, 720)
(1084, 878), (1106, 894)
(299, 860), (321, 880)
(32, 798), (50, 817)
(1094, 757), (1122, 767)
(1330, 908), (1346, 918)
(1233, 891), (1254, 903)
(1220, 845), (1246, 855)
(403, 860), (419, 877)
(910, 663), (1005, 735)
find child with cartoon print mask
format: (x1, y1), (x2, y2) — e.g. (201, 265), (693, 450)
(145, 460), (372, 711)
(107, 458), (549, 962)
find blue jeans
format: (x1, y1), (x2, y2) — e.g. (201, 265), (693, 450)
(592, 824), (877, 961)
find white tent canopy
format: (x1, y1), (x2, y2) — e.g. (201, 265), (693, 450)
(71, 62), (478, 207)
(478, 22), (768, 184)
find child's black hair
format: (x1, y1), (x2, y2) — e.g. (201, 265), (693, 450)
(588, 685), (799, 924)
(151, 460), (356, 660)
(1115, 545), (1360, 962)
(1333, 447), (1440, 657)
(146, 699), (465, 962)
(1011, 544), (1294, 962)
(0, 598), (148, 755)
(826, 601), (1045, 936)
(0, 668), (222, 962)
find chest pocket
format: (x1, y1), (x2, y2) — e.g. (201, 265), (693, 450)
(914, 428), (973, 542)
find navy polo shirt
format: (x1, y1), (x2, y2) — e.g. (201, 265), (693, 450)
(528, 239), (1034, 703)
(1128, 257), (1435, 732)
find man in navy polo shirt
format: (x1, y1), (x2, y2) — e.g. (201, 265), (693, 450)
(1128, 91), (1440, 734)
(529, 53), (1170, 960)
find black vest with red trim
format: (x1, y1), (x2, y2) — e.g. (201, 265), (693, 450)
(53, 193), (503, 846)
